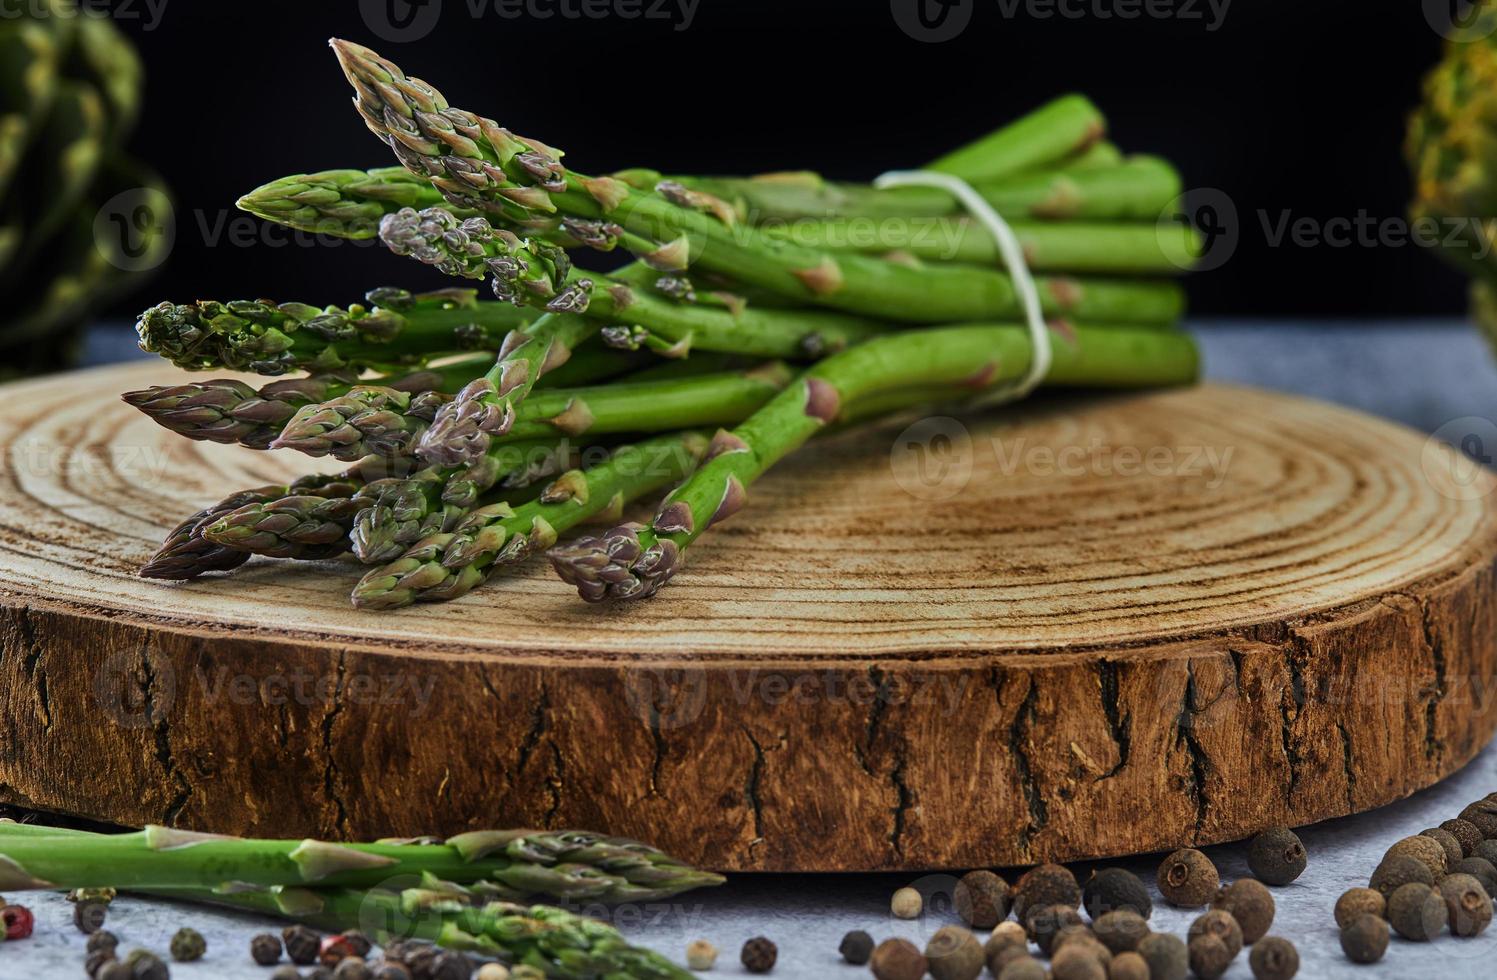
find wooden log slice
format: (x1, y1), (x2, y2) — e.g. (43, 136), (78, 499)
(1, 363), (1494, 871)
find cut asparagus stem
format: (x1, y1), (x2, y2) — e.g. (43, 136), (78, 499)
(924, 93), (1106, 182)
(550, 322), (1200, 601)
(135, 287), (535, 375)
(354, 430), (712, 609)
(762, 218), (1201, 274)
(330, 40), (1185, 323)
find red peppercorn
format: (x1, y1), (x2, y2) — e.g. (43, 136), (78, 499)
(321, 933), (357, 967)
(2, 904), (34, 940)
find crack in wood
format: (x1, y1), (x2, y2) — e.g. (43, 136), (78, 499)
(1337, 721), (1357, 813)
(543, 742), (563, 826)
(646, 698), (667, 801)
(16, 607), (51, 734)
(741, 725), (766, 859)
(1277, 632), (1309, 802)
(318, 648), (350, 838)
(1176, 660), (1210, 839)
(1004, 672), (1047, 856)
(512, 683), (550, 780)
(139, 634), (190, 826)
(1412, 594), (1447, 763)
(1095, 660), (1130, 779)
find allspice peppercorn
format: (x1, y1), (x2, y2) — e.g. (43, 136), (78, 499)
(954, 869), (1010, 928)
(124, 950), (169, 980)
(1247, 828), (1307, 886)
(985, 921), (1029, 975)
(1340, 912), (1389, 963)
(87, 931), (119, 955)
(1443, 818), (1485, 857)
(986, 944), (1028, 978)
(1083, 868), (1152, 920)
(1388, 881), (1448, 941)
(429, 950), (474, 980)
(1475, 838), (1497, 866)
(1334, 887), (1385, 929)
(871, 938), (927, 980)
(170, 928), (206, 963)
(1187, 934), (1234, 980)
(925, 925), (985, 980)
(1135, 933), (1189, 980)
(1248, 936), (1298, 980)
(370, 964), (412, 980)
(1438, 872), (1494, 937)
(740, 936), (776, 974)
(284, 925), (322, 965)
(890, 885), (922, 919)
(838, 930), (873, 965)
(1012, 863), (1082, 919)
(474, 965), (510, 980)
(73, 899), (107, 935)
(1188, 909), (1243, 958)
(1050, 943), (1106, 980)
(1369, 854), (1434, 898)
(85, 950), (116, 979)
(270, 967), (303, 980)
(333, 958), (372, 980)
(1461, 799), (1497, 838)
(1158, 848), (1219, 907)
(1384, 834), (1449, 878)
(96, 963), (132, 980)
(1093, 909), (1149, 954)
(1109, 951), (1150, 980)
(996, 958), (1047, 980)
(1451, 856), (1497, 897)
(251, 933), (284, 966)
(1025, 903), (1084, 954)
(1421, 827), (1465, 867)
(1211, 878), (1275, 943)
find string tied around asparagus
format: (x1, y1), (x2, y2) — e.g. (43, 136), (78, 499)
(872, 169), (1051, 407)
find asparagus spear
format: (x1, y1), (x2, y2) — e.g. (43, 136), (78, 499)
(924, 93), (1105, 182)
(550, 322), (1199, 601)
(136, 287), (535, 375)
(330, 40), (1185, 323)
(237, 165), (469, 239)
(200, 491), (365, 561)
(0, 20), (62, 200)
(353, 431), (711, 609)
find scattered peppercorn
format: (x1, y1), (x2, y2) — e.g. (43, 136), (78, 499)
(1, 904), (33, 940)
(1369, 853), (1434, 898)
(890, 885), (922, 919)
(370, 964), (412, 980)
(96, 962), (132, 980)
(984, 922), (1029, 975)
(1093, 908), (1149, 954)
(987, 944), (1029, 978)
(1421, 827), (1465, 867)
(1187, 934), (1234, 980)
(1050, 942), (1106, 980)
(270, 967), (302, 980)
(1384, 834), (1449, 878)
(341, 933), (372, 958)
(926, 925), (985, 980)
(686, 938), (719, 970)
(1438, 872), (1494, 937)
(871, 937), (927, 980)
(1475, 839), (1497, 866)
(87, 930), (120, 954)
(1188, 908), (1244, 959)
(511, 967), (545, 980)
(251, 933), (284, 966)
(954, 869), (1010, 928)
(1136, 933), (1189, 980)
(1109, 951), (1150, 980)
(995, 957), (1046, 980)
(1083, 867), (1152, 920)
(74, 899), (108, 934)
(1388, 881), (1448, 941)
(1461, 799), (1497, 837)
(1451, 856), (1497, 897)
(168, 928), (206, 963)
(85, 949), (117, 979)
(1158, 848), (1219, 908)
(404, 947), (440, 978)
(1248, 936), (1298, 980)
(430, 950), (473, 980)
(284, 925), (322, 965)
(838, 930), (873, 965)
(1025, 903), (1084, 954)
(1333, 887), (1386, 929)
(740, 936), (776, 974)
(1247, 828), (1307, 886)
(333, 958), (372, 980)
(1442, 818), (1485, 856)
(124, 950), (170, 980)
(474, 965), (510, 980)
(1211, 878), (1275, 944)
(1340, 912), (1389, 963)
(320, 934), (358, 967)
(1012, 863), (1082, 919)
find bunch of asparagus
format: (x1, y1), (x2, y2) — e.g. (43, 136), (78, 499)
(0, 819), (717, 976)
(127, 38), (1200, 608)
(1, 0), (169, 376)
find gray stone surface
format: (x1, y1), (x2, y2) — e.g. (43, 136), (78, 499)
(1, 320), (1494, 978)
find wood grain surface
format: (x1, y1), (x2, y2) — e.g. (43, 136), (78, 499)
(1, 362), (1495, 871)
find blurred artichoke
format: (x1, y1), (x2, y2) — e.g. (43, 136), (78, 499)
(0, 0), (170, 376)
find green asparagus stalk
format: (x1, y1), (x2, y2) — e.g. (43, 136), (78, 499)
(924, 93), (1105, 182)
(199, 492), (364, 561)
(330, 40), (1185, 323)
(69, 11), (143, 145)
(0, 20), (63, 200)
(136, 287), (535, 375)
(353, 430), (711, 609)
(0, 824), (722, 903)
(237, 165), (470, 239)
(1, 80), (104, 270)
(550, 322), (1200, 601)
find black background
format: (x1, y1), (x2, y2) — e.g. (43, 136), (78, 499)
(107, 0), (1462, 318)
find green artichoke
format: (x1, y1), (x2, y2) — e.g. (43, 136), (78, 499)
(0, 0), (170, 376)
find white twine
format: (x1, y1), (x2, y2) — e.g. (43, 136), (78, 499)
(872, 169), (1052, 407)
